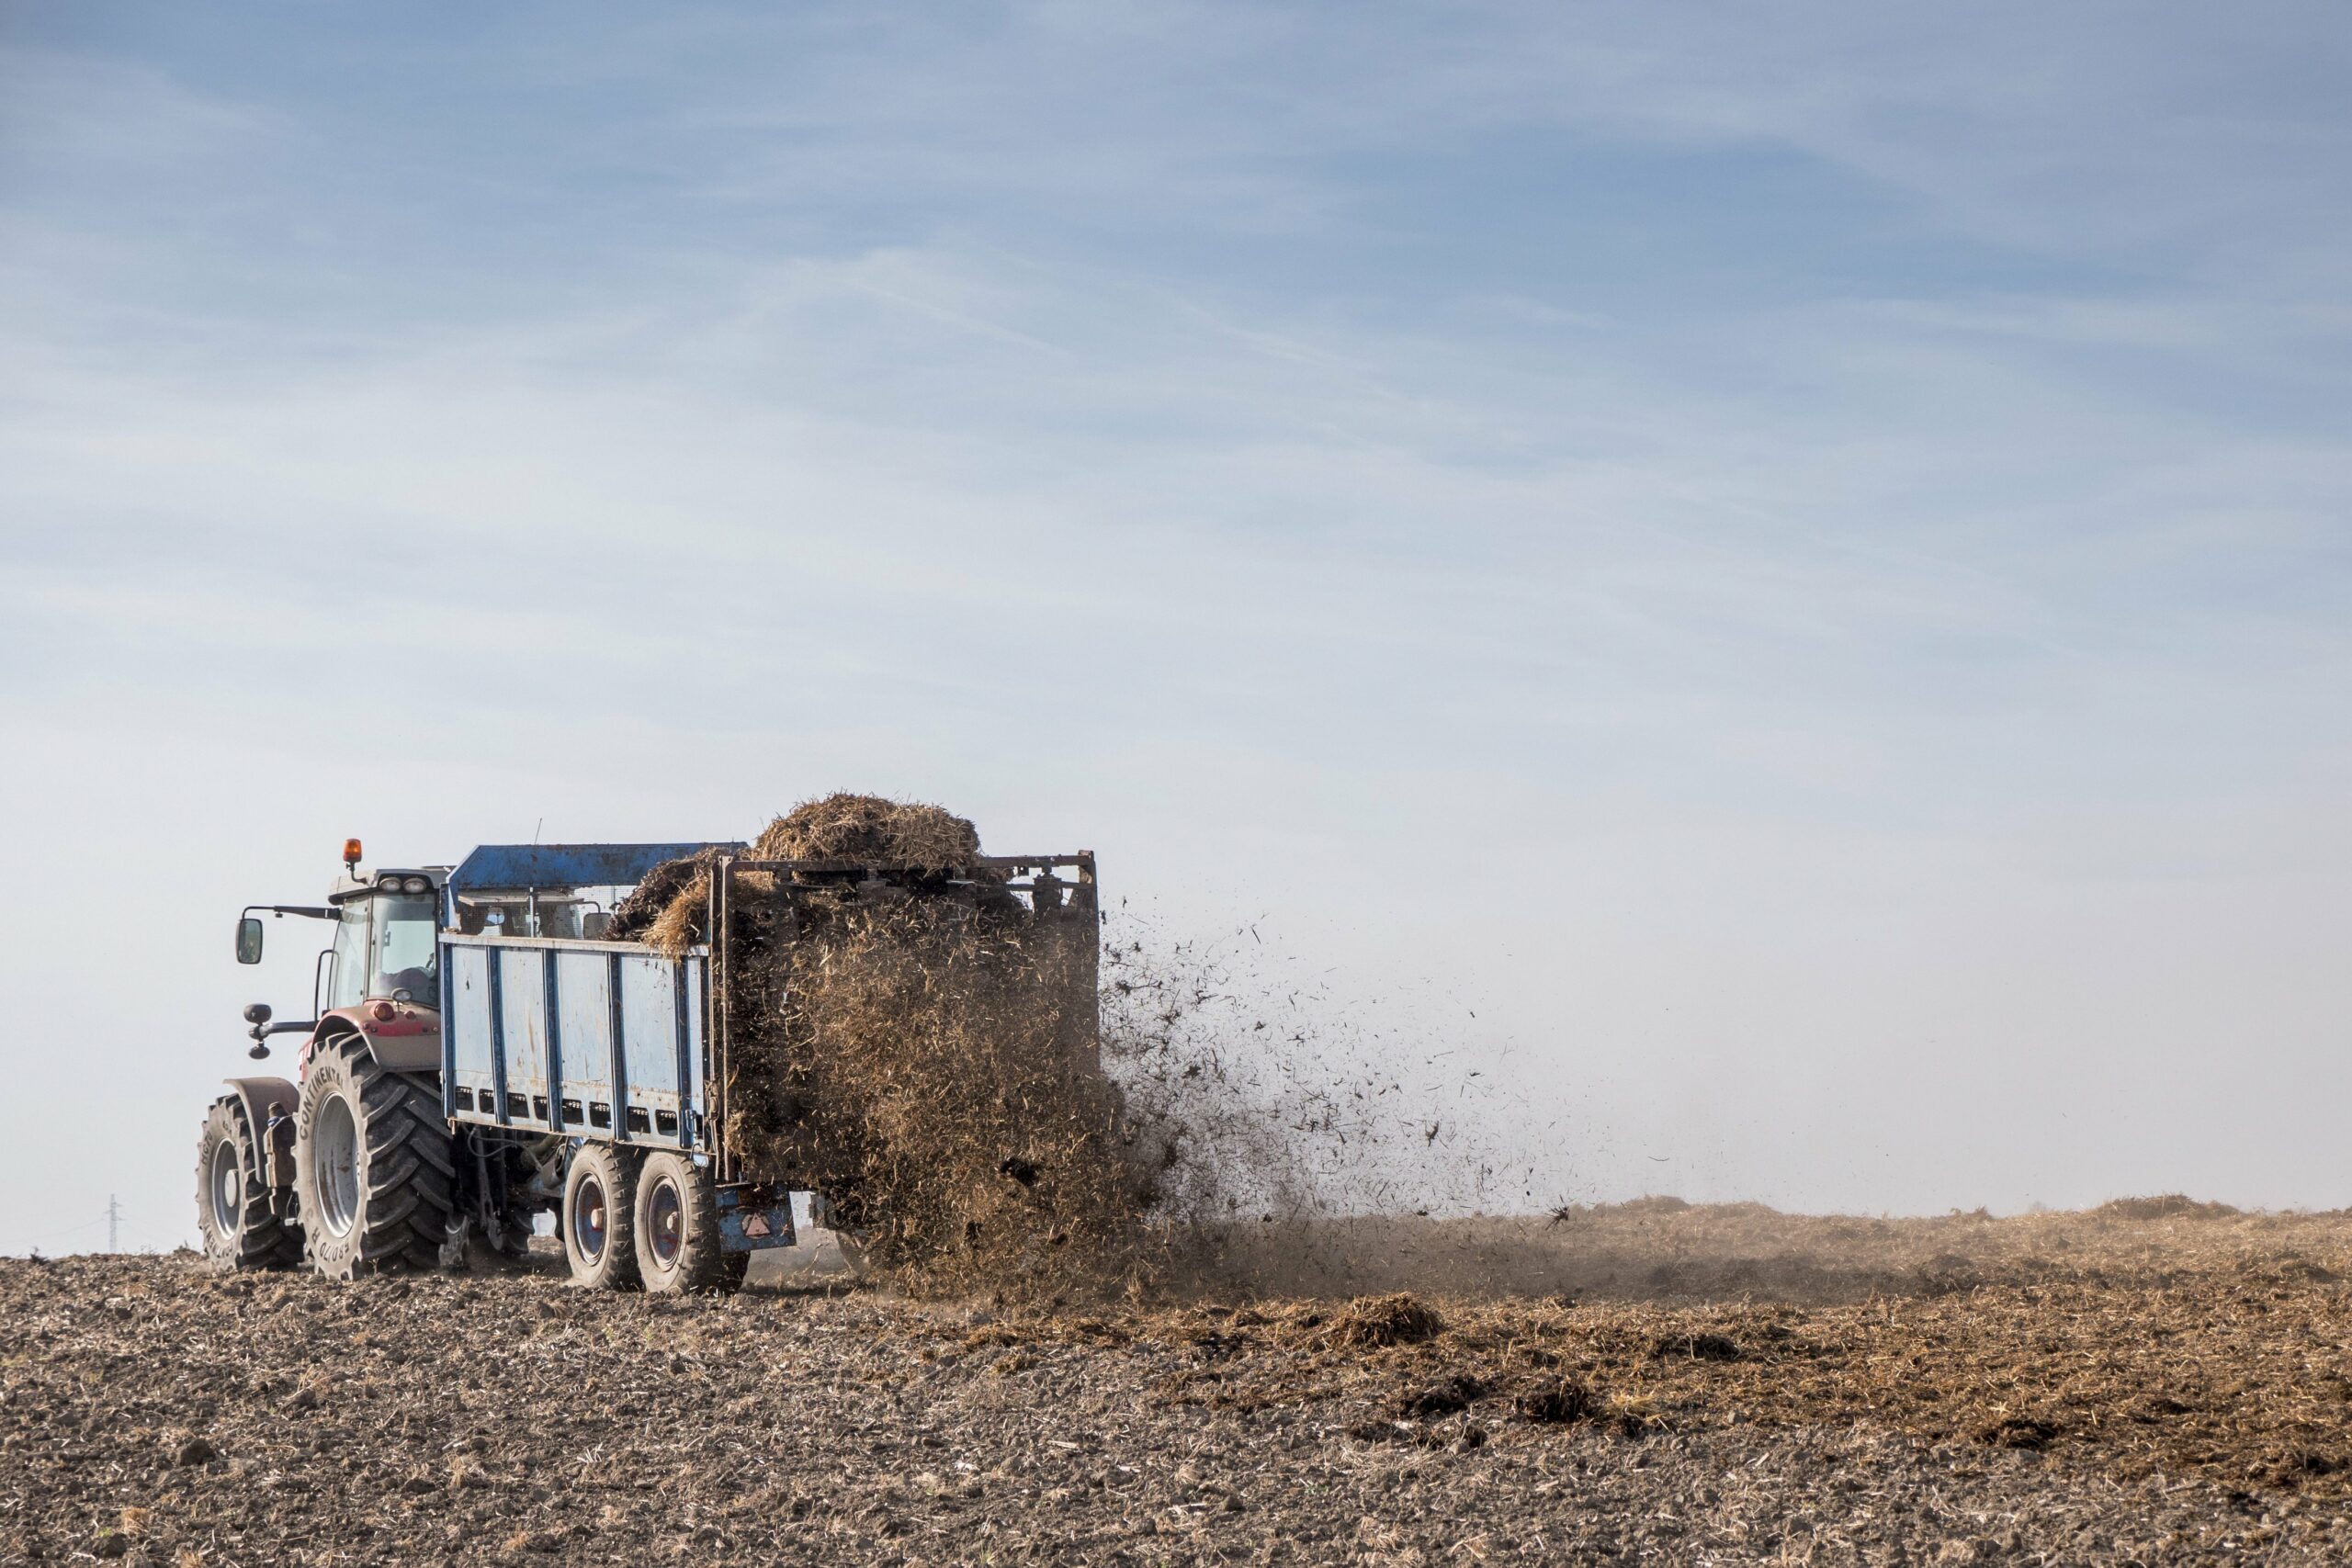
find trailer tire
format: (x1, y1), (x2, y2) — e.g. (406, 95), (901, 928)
(294, 1033), (456, 1280)
(196, 1096), (300, 1271)
(632, 1151), (741, 1294)
(562, 1144), (640, 1291)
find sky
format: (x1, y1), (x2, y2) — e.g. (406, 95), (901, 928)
(2, 2), (2348, 1255)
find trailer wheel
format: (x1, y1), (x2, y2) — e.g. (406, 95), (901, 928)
(562, 1144), (640, 1290)
(195, 1096), (299, 1271)
(632, 1151), (742, 1293)
(294, 1033), (456, 1280)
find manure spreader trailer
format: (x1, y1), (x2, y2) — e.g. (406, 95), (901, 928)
(198, 838), (1098, 1291)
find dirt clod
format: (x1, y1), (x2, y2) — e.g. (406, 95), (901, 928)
(1515, 1378), (1600, 1425)
(1395, 1372), (1487, 1417)
(1342, 1417), (1412, 1443)
(1977, 1416), (2063, 1450)
(1653, 1330), (1740, 1361)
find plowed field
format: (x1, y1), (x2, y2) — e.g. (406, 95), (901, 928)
(6, 1202), (2349, 1564)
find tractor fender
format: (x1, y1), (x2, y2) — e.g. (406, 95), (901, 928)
(314, 1003), (443, 1075)
(223, 1076), (300, 1191)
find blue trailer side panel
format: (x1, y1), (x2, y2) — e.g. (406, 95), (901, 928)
(435, 919), (797, 1252)
(447, 944), (498, 1113)
(443, 931), (703, 1148)
(558, 951), (615, 1108)
(498, 948), (549, 1121)
(619, 953), (683, 1101)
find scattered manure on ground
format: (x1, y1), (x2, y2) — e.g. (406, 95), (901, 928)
(16, 1232), (2352, 1565)
(1513, 1377), (1600, 1425)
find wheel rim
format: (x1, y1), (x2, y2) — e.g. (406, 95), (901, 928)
(647, 1175), (684, 1268)
(209, 1135), (243, 1236)
(312, 1092), (360, 1237)
(572, 1172), (607, 1262)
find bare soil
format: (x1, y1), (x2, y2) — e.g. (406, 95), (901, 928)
(7, 1202), (2352, 1564)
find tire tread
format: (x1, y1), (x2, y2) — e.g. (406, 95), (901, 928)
(633, 1150), (742, 1294)
(297, 1035), (456, 1280)
(196, 1096), (300, 1272)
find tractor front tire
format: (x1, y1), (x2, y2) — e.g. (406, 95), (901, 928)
(562, 1144), (640, 1291)
(294, 1034), (456, 1280)
(633, 1151), (746, 1294)
(196, 1096), (299, 1271)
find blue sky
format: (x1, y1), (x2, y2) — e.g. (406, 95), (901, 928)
(2, 3), (2348, 1252)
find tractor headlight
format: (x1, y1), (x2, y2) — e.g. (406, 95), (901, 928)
(401, 875), (429, 893)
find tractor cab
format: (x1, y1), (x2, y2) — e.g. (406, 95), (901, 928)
(322, 865), (446, 1010)
(232, 840), (449, 1061)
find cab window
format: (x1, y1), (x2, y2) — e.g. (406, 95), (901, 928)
(374, 894), (439, 1005)
(327, 901), (371, 1010)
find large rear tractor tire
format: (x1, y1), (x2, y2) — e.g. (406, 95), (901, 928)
(562, 1144), (640, 1290)
(294, 1034), (456, 1280)
(633, 1151), (746, 1294)
(195, 1096), (300, 1271)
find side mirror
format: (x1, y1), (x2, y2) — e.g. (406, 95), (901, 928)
(235, 918), (265, 964)
(243, 1003), (273, 1026)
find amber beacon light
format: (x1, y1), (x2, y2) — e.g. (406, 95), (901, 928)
(343, 838), (363, 869)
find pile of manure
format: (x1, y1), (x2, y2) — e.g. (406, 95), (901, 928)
(627, 794), (1142, 1299)
(1324, 1292), (1446, 1348)
(605, 846), (730, 947)
(752, 793), (979, 870)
